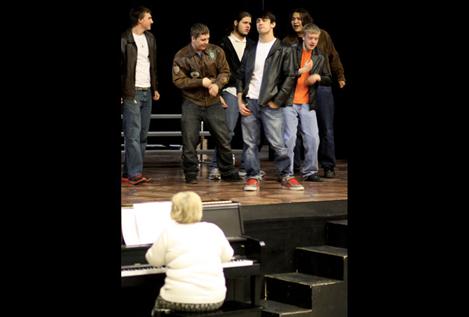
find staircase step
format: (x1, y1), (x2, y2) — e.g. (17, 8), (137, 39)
(295, 246), (347, 281)
(326, 220), (348, 248)
(260, 299), (312, 317)
(264, 272), (346, 316)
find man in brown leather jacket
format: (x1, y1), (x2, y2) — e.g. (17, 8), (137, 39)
(173, 23), (241, 184)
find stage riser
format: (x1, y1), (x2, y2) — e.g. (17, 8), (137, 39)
(244, 217), (345, 275)
(294, 246), (348, 282)
(265, 273), (346, 317)
(260, 299), (312, 317)
(325, 220), (348, 248)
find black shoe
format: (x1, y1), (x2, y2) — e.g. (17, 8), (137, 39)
(221, 172), (242, 182)
(324, 169), (336, 178)
(304, 174), (321, 182)
(185, 176), (198, 184)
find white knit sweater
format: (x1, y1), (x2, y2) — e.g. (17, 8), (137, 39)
(145, 222), (234, 303)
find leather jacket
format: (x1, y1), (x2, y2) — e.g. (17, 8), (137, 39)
(287, 44), (332, 110)
(120, 29), (158, 99)
(172, 43), (230, 107)
(236, 38), (296, 107)
(219, 35), (255, 88)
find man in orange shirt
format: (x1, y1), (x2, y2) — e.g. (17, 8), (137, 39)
(283, 23), (332, 181)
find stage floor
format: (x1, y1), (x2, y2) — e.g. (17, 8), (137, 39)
(122, 151), (347, 207)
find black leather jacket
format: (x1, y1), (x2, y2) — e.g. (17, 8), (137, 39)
(121, 29), (158, 99)
(237, 39), (296, 107)
(219, 35), (255, 88)
(287, 44), (332, 110)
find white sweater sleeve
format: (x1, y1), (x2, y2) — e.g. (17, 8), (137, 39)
(218, 228), (234, 262)
(145, 232), (167, 267)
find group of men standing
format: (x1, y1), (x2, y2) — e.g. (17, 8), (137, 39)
(121, 6), (346, 191)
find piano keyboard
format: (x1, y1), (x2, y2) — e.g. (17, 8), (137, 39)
(121, 259), (254, 277)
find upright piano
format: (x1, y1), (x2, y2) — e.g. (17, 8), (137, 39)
(121, 201), (265, 317)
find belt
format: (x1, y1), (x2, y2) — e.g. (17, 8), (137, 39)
(135, 87), (150, 91)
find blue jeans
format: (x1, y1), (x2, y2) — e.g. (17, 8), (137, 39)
(181, 100), (236, 178)
(241, 98), (291, 179)
(283, 104), (319, 177)
(316, 86), (336, 170)
(209, 91), (240, 169)
(122, 89), (152, 179)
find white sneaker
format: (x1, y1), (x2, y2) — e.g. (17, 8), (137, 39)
(208, 168), (221, 180)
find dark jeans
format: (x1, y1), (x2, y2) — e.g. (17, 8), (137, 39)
(316, 86), (336, 170)
(181, 100), (237, 178)
(209, 91), (239, 169)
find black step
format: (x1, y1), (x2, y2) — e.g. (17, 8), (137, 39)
(295, 246), (347, 282)
(326, 220), (348, 248)
(260, 299), (312, 317)
(264, 272), (346, 317)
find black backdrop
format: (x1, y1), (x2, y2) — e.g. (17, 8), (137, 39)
(118, 0), (355, 159)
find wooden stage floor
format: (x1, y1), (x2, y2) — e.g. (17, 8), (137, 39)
(122, 151), (347, 207)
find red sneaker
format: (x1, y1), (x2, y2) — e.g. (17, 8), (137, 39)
(244, 178), (260, 191)
(281, 176), (304, 191)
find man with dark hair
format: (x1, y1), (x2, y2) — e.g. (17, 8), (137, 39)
(208, 11), (255, 180)
(173, 23), (241, 184)
(237, 12), (303, 191)
(121, 6), (160, 185)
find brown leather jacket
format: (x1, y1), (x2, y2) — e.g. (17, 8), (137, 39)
(172, 43), (230, 107)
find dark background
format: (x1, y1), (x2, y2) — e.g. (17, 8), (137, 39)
(118, 0), (355, 159)
(10, 1), (456, 316)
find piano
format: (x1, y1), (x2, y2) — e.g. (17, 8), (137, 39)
(121, 201), (265, 316)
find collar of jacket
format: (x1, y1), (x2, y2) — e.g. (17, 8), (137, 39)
(186, 43), (211, 58)
(124, 29), (150, 45)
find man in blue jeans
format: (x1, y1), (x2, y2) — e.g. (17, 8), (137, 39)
(237, 11), (303, 191)
(283, 23), (332, 182)
(121, 6), (160, 185)
(283, 8), (346, 178)
(208, 11), (254, 180)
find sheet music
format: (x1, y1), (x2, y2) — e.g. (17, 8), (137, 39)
(121, 201), (175, 246)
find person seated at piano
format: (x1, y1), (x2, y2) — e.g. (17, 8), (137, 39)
(146, 191), (234, 315)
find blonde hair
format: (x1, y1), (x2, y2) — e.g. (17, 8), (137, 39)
(171, 191), (203, 224)
(303, 23), (321, 35)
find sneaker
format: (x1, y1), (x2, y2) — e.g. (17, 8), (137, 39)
(259, 170), (266, 179)
(128, 175), (146, 185)
(185, 176), (198, 184)
(208, 168), (221, 180)
(304, 173), (321, 182)
(281, 176), (304, 191)
(324, 169), (336, 178)
(244, 178), (260, 191)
